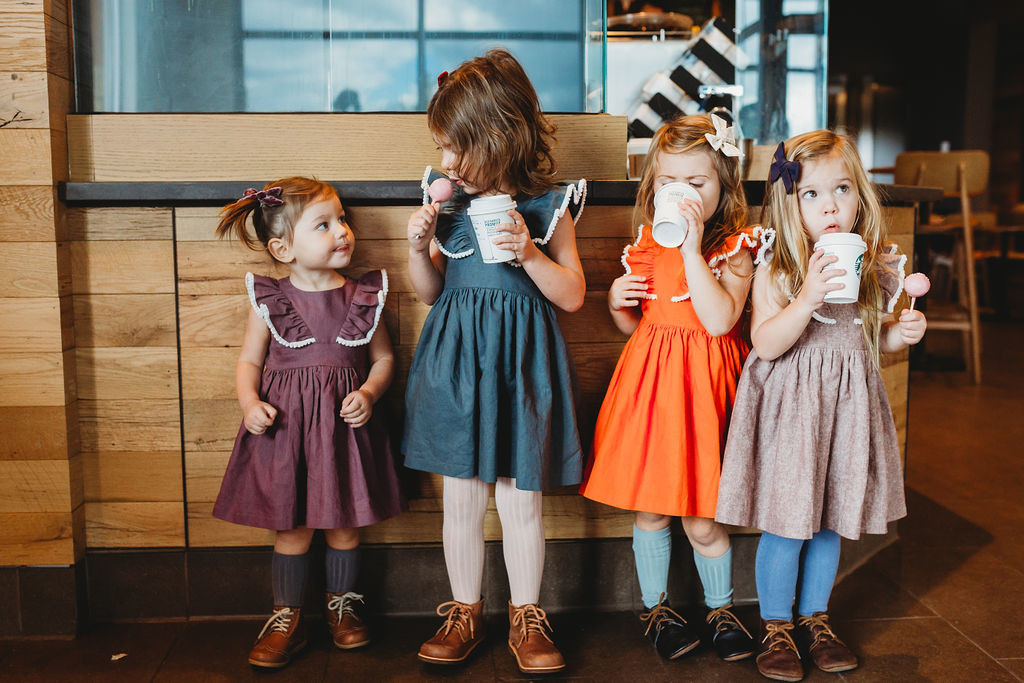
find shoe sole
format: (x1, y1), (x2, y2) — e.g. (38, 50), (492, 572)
(333, 638), (370, 650)
(418, 638), (483, 665)
(818, 663), (858, 673)
(248, 640), (307, 668)
(508, 644), (566, 673)
(667, 639), (701, 660)
(722, 650), (754, 662)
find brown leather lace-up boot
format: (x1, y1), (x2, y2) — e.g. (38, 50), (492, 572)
(797, 612), (858, 672)
(507, 602), (566, 674)
(418, 599), (486, 664)
(325, 591), (370, 650)
(756, 618), (803, 681)
(248, 606), (306, 669)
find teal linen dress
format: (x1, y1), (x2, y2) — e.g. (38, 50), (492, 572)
(403, 167), (587, 491)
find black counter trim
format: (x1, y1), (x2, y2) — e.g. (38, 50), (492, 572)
(59, 181), (942, 207)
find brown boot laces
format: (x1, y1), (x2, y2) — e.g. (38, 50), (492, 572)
(327, 591), (364, 622)
(797, 613), (846, 650)
(434, 601), (475, 642)
(707, 604), (753, 639)
(762, 620), (799, 655)
(639, 594), (687, 638)
(256, 607), (296, 641)
(510, 604), (555, 646)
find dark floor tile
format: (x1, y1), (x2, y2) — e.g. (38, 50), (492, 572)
(491, 610), (669, 681)
(19, 566), (78, 636)
(153, 619), (329, 682)
(0, 622), (184, 683)
(867, 543), (1024, 659)
(996, 658), (1024, 679)
(324, 614), (495, 681)
(828, 563), (932, 621)
(0, 568), (19, 637)
(87, 551), (187, 620)
(836, 616), (1017, 681)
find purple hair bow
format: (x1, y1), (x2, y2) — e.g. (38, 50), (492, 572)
(768, 142), (800, 194)
(235, 186), (284, 208)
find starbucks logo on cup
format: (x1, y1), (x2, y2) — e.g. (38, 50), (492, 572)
(854, 253), (863, 277)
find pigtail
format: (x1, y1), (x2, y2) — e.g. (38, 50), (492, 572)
(216, 197), (264, 251)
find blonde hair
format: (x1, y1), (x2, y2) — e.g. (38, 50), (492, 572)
(634, 114), (748, 257)
(427, 48), (557, 197)
(216, 177), (338, 257)
(762, 130), (888, 362)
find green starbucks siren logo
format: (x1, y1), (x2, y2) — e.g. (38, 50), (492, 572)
(854, 253), (863, 277)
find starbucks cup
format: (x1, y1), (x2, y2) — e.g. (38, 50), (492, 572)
(814, 233), (867, 304)
(651, 182), (702, 248)
(467, 195), (517, 264)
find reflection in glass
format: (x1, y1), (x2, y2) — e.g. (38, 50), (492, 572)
(72, 0), (604, 114)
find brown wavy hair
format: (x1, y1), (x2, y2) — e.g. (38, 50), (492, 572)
(762, 130), (888, 363)
(634, 114), (748, 258)
(427, 48), (557, 196)
(215, 177), (337, 258)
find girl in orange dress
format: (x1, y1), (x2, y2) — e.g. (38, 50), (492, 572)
(580, 114), (770, 663)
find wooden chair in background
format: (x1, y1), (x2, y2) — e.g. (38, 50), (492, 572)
(894, 150), (988, 383)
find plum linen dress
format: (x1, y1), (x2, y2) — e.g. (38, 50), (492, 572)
(213, 269), (406, 531)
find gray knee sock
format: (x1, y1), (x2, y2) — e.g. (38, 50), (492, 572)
(325, 546), (360, 594)
(272, 551), (309, 607)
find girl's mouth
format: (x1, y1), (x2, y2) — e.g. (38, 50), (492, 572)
(823, 225), (840, 233)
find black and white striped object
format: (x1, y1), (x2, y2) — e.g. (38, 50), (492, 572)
(627, 17), (743, 138)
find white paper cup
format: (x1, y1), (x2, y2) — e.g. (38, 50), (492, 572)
(467, 195), (518, 264)
(814, 233), (867, 304)
(651, 182), (702, 248)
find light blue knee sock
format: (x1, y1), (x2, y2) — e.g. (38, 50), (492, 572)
(633, 524), (671, 609)
(755, 531), (803, 621)
(796, 529), (841, 616)
(693, 546), (733, 609)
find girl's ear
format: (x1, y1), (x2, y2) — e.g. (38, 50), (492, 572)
(267, 237), (294, 264)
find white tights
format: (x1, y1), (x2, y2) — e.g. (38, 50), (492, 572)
(442, 475), (545, 607)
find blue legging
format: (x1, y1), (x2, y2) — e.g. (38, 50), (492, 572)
(755, 529), (841, 621)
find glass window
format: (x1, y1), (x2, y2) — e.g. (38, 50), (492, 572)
(72, 0), (604, 113)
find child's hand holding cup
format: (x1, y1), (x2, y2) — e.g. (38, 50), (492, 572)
(652, 182), (703, 248)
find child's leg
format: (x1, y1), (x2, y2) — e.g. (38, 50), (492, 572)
(273, 527), (316, 607)
(683, 516), (754, 662)
(442, 475), (490, 603)
(323, 527), (369, 650)
(324, 527), (360, 594)
(633, 511), (672, 609)
(494, 477), (544, 607)
(495, 477), (565, 674)
(794, 529), (857, 672)
(681, 516), (732, 608)
(755, 531), (804, 620)
(795, 529), (841, 617)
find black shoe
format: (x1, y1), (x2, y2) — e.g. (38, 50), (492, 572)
(706, 603), (755, 661)
(640, 594), (701, 660)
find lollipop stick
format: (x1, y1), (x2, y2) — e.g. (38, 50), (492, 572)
(909, 297), (917, 311)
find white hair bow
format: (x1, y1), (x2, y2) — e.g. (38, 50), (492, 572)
(704, 113), (742, 158)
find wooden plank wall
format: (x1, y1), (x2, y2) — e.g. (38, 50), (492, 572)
(0, 0), (82, 565)
(57, 114), (913, 551)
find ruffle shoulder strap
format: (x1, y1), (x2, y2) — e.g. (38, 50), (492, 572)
(246, 273), (316, 348)
(517, 179), (588, 246)
(707, 225), (776, 278)
(877, 243), (907, 313)
(336, 269), (389, 347)
(421, 165), (474, 259)
(621, 224), (658, 299)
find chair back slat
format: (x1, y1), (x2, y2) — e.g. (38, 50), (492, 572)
(894, 150), (989, 197)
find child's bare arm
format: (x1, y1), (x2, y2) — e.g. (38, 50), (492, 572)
(684, 249), (754, 336)
(509, 210), (586, 312)
(340, 322), (395, 428)
(408, 203), (447, 304)
(237, 309), (275, 434)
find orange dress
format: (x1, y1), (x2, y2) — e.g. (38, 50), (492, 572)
(580, 224), (771, 518)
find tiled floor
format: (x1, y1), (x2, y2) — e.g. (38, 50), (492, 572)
(2, 321), (1022, 682)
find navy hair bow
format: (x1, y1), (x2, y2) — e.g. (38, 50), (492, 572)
(235, 186), (284, 208)
(768, 142), (800, 194)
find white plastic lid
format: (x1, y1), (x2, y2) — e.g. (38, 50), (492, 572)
(813, 232), (866, 250)
(467, 194), (516, 215)
(654, 181), (701, 207)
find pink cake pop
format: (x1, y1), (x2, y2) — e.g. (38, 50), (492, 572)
(429, 177), (454, 203)
(904, 272), (931, 310)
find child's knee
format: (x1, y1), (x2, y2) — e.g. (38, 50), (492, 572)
(325, 527), (359, 549)
(681, 516), (724, 547)
(635, 511), (671, 531)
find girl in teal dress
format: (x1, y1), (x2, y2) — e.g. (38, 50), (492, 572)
(403, 49), (586, 675)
